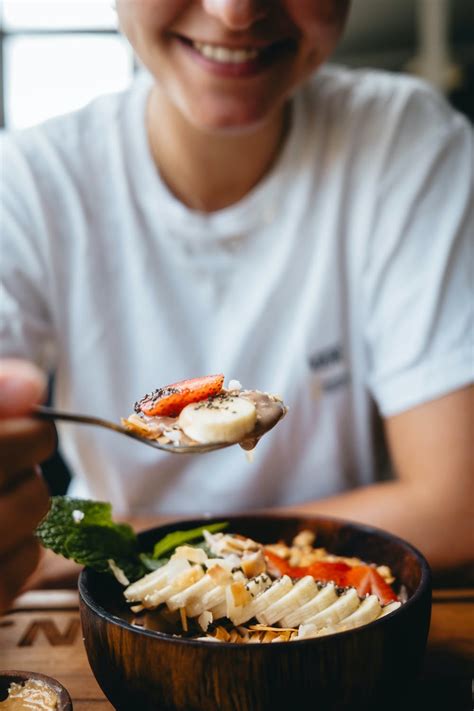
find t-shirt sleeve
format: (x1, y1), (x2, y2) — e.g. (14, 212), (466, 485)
(0, 135), (57, 368)
(363, 84), (474, 417)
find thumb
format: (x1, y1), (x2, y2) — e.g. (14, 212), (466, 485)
(0, 359), (47, 417)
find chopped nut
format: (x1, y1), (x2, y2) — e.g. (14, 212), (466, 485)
(292, 530), (316, 547)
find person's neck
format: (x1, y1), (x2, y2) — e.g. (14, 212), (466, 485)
(147, 87), (290, 213)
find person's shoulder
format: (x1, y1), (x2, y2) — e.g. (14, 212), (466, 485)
(303, 64), (467, 142)
(306, 64), (451, 115)
(1, 73), (147, 174)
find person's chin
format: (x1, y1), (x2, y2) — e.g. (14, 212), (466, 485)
(185, 99), (279, 136)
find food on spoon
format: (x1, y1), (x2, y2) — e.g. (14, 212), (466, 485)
(122, 375), (287, 448)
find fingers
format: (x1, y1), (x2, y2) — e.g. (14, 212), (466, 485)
(0, 359), (47, 417)
(0, 418), (57, 484)
(0, 359), (56, 487)
(0, 360), (53, 613)
(0, 468), (50, 557)
(0, 536), (43, 613)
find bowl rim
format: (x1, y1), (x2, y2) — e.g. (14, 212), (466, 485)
(79, 512), (432, 649)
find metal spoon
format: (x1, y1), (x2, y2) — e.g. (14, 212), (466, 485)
(33, 404), (285, 455)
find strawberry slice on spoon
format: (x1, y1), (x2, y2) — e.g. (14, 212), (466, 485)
(135, 374), (225, 417)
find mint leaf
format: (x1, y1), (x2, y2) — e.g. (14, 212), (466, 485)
(36, 496), (145, 581)
(152, 522), (228, 559)
(64, 525), (142, 581)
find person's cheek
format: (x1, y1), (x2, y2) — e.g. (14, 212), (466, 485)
(285, 1), (349, 81)
(116, 0), (188, 40)
(285, 0), (350, 33)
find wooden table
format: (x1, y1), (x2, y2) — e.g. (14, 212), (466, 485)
(1, 588), (473, 710)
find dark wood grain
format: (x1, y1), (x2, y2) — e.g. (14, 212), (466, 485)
(0, 588), (471, 709)
(79, 514), (432, 711)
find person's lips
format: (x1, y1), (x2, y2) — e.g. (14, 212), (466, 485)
(173, 34), (297, 78)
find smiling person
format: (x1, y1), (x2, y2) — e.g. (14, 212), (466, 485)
(0, 1), (473, 611)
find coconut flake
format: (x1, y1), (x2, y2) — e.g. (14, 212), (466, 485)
(197, 610), (213, 632)
(108, 559), (130, 586)
(227, 379), (242, 391)
(72, 509), (85, 524)
(164, 428), (182, 445)
(172, 545), (208, 564)
(297, 622), (319, 640)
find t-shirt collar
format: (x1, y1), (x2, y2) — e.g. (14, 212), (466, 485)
(128, 70), (305, 244)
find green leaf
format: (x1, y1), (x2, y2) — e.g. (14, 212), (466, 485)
(36, 496), (145, 581)
(64, 526), (141, 580)
(152, 522), (228, 559)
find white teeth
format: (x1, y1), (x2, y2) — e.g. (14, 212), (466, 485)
(193, 42), (259, 64)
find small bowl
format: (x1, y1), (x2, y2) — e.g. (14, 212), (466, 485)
(79, 514), (431, 711)
(0, 671), (73, 709)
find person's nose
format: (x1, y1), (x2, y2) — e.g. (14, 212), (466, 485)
(202, 0), (268, 31)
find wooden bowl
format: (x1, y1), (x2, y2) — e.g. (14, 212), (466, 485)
(0, 670), (73, 709)
(79, 514), (431, 711)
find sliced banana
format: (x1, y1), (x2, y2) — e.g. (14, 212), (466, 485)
(258, 576), (317, 626)
(279, 583), (337, 628)
(334, 594), (382, 631)
(143, 565), (204, 608)
(124, 558), (190, 602)
(209, 600), (228, 620)
(231, 576), (293, 626)
(178, 395), (257, 444)
(166, 573), (216, 612)
(186, 583), (227, 618)
(303, 588), (360, 629)
(378, 600), (402, 618)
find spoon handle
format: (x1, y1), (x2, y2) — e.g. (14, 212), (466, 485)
(33, 404), (128, 435)
(32, 406), (253, 454)
(32, 404), (212, 453)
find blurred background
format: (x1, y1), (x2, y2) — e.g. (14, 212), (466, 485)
(0, 0), (473, 130)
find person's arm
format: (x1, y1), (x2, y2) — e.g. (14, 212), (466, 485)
(290, 385), (473, 571)
(294, 85), (472, 573)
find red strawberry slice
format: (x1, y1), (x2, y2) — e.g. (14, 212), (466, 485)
(343, 565), (398, 605)
(263, 550), (398, 605)
(365, 568), (399, 605)
(135, 374), (225, 417)
(343, 566), (373, 597)
(264, 549), (350, 585)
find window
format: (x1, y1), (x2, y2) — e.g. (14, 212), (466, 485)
(0, 0), (134, 129)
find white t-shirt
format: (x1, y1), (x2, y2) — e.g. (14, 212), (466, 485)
(1, 66), (473, 515)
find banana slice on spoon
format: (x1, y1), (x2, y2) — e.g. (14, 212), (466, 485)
(123, 374), (287, 451)
(178, 394), (257, 444)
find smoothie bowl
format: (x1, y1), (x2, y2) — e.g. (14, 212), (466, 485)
(76, 514), (431, 711)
